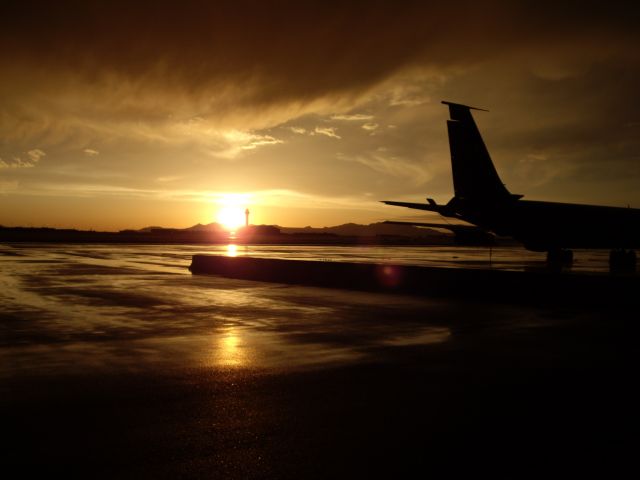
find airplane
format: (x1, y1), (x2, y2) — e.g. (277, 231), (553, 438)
(382, 101), (640, 271)
(382, 220), (496, 245)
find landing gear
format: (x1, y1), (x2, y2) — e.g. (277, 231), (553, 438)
(609, 249), (636, 273)
(547, 249), (573, 267)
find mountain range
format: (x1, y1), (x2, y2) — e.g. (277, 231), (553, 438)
(133, 222), (448, 238)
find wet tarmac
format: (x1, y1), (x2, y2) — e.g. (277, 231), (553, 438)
(2, 244), (638, 477)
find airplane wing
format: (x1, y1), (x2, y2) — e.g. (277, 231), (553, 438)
(383, 220), (495, 245)
(382, 220), (486, 234)
(381, 198), (458, 217)
(381, 200), (440, 212)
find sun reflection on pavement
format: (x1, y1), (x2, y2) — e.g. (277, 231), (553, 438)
(214, 327), (247, 368)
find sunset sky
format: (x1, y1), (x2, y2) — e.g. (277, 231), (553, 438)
(2, 1), (640, 230)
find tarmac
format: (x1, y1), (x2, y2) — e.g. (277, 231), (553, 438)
(2, 244), (639, 478)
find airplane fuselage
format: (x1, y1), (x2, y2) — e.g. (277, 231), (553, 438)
(455, 199), (640, 251)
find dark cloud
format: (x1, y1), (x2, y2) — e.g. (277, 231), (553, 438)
(2, 1), (638, 107)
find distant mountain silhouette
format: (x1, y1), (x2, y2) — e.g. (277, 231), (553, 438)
(1, 221), (461, 245)
(2, 221), (449, 237)
(279, 222), (444, 237)
(134, 221), (444, 238)
(141, 222), (452, 242)
(183, 223), (226, 232)
(136, 223), (226, 233)
(137, 226), (165, 232)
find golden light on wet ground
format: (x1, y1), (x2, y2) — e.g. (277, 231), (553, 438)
(215, 327), (247, 368)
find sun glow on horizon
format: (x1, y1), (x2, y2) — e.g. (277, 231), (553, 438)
(216, 193), (250, 231)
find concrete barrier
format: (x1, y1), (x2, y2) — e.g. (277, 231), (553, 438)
(190, 254), (639, 305)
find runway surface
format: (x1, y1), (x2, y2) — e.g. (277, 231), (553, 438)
(2, 244), (638, 477)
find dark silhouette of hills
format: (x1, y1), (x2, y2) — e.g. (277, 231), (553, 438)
(0, 221), (463, 245)
(279, 222), (442, 237)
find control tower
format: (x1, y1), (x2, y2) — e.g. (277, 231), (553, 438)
(245, 208), (249, 227)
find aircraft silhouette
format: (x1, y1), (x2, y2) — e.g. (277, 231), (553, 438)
(383, 101), (639, 270)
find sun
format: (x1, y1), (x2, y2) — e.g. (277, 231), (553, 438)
(215, 194), (249, 231)
(217, 206), (245, 230)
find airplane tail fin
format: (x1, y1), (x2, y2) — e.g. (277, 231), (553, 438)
(442, 101), (517, 202)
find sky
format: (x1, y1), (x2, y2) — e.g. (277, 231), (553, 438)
(1, 1), (640, 230)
